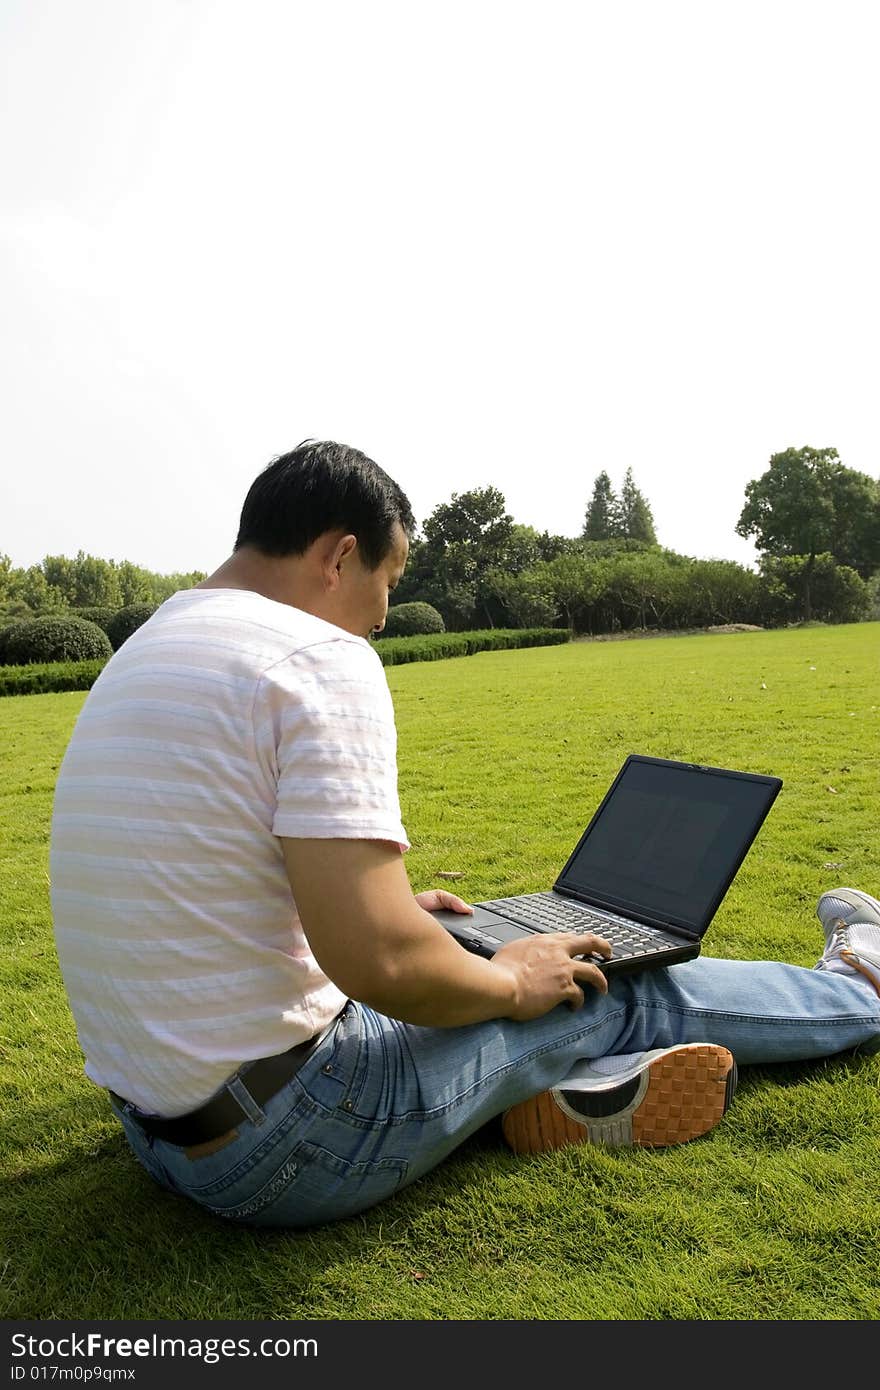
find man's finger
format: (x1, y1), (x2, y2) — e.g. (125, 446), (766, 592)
(555, 931), (612, 959)
(571, 959), (609, 996)
(441, 893), (473, 913)
(563, 981), (586, 1011)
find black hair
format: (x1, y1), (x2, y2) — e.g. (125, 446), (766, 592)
(234, 440), (416, 569)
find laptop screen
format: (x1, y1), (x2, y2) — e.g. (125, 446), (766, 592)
(555, 755), (782, 936)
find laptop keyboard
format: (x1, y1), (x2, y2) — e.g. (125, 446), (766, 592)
(476, 892), (678, 956)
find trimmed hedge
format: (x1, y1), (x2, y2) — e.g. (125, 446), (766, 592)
(374, 627), (569, 666)
(106, 603), (157, 651)
(2, 615), (112, 666)
(0, 659), (107, 697)
(0, 628), (570, 696)
(381, 602), (445, 637)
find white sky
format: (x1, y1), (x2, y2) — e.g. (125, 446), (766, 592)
(2, 0), (878, 576)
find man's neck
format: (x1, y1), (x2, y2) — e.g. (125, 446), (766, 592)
(197, 550), (309, 609)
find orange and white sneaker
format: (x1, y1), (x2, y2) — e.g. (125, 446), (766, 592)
(501, 1043), (737, 1154)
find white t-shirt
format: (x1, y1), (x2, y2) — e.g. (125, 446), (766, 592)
(49, 589), (410, 1116)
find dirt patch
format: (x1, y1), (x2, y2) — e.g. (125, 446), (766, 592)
(705, 623), (764, 634)
(574, 624), (764, 643)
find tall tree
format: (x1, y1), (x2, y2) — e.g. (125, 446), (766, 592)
(617, 467), (657, 543)
(11, 566), (68, 616)
(736, 445), (880, 619)
(41, 555), (78, 605)
(825, 467), (880, 578)
(405, 486), (514, 629)
(69, 551), (123, 608)
(0, 554), (12, 606)
(422, 486), (513, 553)
(583, 471), (618, 539)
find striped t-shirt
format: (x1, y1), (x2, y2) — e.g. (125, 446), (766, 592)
(49, 588), (410, 1116)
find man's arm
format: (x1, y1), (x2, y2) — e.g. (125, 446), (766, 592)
(281, 837), (610, 1028)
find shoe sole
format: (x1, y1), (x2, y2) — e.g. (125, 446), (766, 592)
(502, 1044), (737, 1154)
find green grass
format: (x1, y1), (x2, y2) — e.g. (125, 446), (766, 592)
(1, 623), (879, 1320)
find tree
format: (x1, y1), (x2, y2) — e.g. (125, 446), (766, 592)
(617, 467), (657, 543)
(736, 446), (880, 619)
(417, 486), (514, 629)
(583, 472), (618, 540)
(737, 447), (837, 561)
(759, 553), (868, 625)
(543, 552), (611, 632)
(422, 485), (513, 553)
(0, 552), (206, 623)
(115, 560), (157, 606)
(606, 551), (670, 629)
(69, 552), (123, 609)
(10, 566), (68, 617)
(151, 569), (207, 602)
(584, 469), (657, 542)
(503, 524), (548, 575)
(41, 554), (78, 605)
(825, 467), (880, 578)
(482, 566), (557, 628)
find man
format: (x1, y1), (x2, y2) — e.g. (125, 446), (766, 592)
(50, 440), (880, 1228)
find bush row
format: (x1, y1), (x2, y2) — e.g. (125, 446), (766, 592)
(0, 629), (570, 696)
(374, 628), (569, 666)
(0, 605), (157, 666)
(0, 659), (107, 698)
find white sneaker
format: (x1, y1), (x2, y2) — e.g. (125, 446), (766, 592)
(501, 1043), (737, 1154)
(815, 888), (880, 999)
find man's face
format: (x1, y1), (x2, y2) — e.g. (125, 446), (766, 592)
(335, 522), (409, 639)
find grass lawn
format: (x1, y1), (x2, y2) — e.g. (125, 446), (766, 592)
(1, 622), (879, 1320)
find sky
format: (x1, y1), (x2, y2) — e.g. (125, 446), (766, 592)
(2, 0), (878, 578)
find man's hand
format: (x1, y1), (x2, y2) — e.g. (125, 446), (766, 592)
(281, 837), (611, 1028)
(413, 889), (473, 915)
(413, 890), (611, 1018)
(490, 931), (612, 1020)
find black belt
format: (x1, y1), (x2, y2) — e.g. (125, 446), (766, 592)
(109, 1031), (325, 1148)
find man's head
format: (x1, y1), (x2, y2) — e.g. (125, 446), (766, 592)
(232, 440), (415, 638)
(235, 440), (415, 566)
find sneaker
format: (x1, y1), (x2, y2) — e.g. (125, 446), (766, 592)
(815, 887), (880, 998)
(501, 1043), (737, 1154)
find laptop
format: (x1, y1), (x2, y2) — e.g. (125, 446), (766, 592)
(430, 754), (782, 977)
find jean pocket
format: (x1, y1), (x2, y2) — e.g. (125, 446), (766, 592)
(186, 1131), (409, 1228)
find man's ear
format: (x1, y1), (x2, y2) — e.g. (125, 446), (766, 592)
(324, 533), (358, 590)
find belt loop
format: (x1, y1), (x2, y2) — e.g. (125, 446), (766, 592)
(225, 1076), (267, 1127)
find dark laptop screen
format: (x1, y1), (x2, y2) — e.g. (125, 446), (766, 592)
(555, 756), (782, 936)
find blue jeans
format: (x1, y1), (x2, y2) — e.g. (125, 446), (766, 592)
(113, 956), (880, 1229)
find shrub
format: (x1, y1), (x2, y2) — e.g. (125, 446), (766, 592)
(106, 603), (157, 651)
(0, 620), (26, 666)
(2, 615), (112, 666)
(759, 553), (869, 625)
(71, 605), (116, 635)
(375, 627), (568, 666)
(381, 602), (446, 638)
(0, 658), (106, 697)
